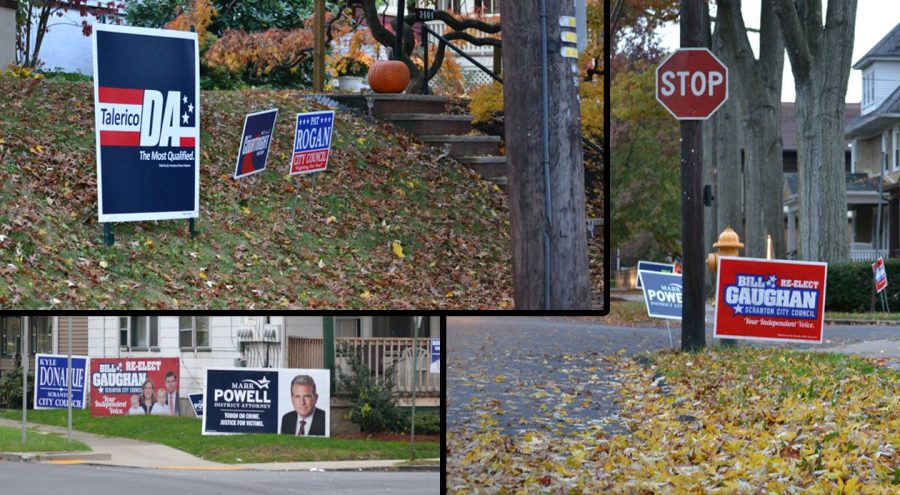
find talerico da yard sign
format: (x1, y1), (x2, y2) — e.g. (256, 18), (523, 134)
(92, 25), (200, 224)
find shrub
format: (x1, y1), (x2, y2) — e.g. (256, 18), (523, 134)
(400, 410), (441, 435)
(826, 259), (900, 312)
(336, 343), (404, 433)
(0, 367), (34, 409)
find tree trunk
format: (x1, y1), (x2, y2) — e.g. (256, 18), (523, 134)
(502, 0), (590, 309)
(718, 0), (784, 259)
(775, 0), (856, 263)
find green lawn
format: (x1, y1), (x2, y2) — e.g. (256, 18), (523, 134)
(0, 410), (438, 463)
(826, 311), (900, 321)
(0, 425), (91, 452)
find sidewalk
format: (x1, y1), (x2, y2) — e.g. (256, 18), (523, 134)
(0, 418), (437, 471)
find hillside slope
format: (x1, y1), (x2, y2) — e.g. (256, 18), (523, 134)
(0, 75), (512, 309)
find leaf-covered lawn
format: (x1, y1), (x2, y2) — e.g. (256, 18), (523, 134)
(448, 346), (900, 493)
(0, 75), (514, 308)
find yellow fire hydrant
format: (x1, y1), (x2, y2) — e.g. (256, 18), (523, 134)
(707, 227), (744, 274)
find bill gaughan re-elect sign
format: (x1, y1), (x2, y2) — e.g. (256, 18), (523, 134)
(872, 257), (888, 294)
(90, 357), (181, 416)
(234, 109), (278, 179)
(203, 368), (330, 437)
(638, 270), (683, 320)
(715, 257), (827, 344)
(92, 24), (200, 223)
(34, 354), (89, 410)
(430, 339), (440, 374)
(290, 110), (334, 175)
(636, 260), (676, 289)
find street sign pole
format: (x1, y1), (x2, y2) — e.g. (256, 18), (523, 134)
(67, 317), (73, 442)
(21, 316), (29, 448)
(680, 0), (705, 351)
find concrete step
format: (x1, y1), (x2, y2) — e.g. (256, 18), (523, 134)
(456, 155), (507, 178)
(328, 94), (450, 117)
(419, 135), (501, 157)
(387, 114), (473, 135)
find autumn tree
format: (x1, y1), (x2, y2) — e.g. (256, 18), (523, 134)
(773, 0), (856, 263)
(716, 0), (785, 259)
(15, 0), (124, 68)
(346, 0), (500, 93)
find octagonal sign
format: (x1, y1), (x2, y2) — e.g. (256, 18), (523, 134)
(656, 48), (728, 120)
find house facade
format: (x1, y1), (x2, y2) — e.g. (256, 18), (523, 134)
(0, 316), (88, 374)
(843, 22), (900, 259)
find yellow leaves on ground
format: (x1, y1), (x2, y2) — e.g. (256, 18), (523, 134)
(325, 216), (337, 224)
(99, 260), (108, 269)
(448, 347), (900, 493)
(391, 240), (405, 259)
(359, 290), (372, 300)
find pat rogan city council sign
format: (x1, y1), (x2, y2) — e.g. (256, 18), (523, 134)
(92, 24), (200, 222)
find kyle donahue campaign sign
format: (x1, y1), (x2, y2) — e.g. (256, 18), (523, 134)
(714, 257), (827, 344)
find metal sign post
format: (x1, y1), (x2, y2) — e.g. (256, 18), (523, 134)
(21, 316), (29, 448)
(67, 317), (73, 442)
(410, 316), (420, 462)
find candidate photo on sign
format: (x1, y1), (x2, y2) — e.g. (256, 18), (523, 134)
(280, 374), (326, 436)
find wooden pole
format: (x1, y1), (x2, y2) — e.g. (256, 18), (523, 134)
(680, 0), (706, 351)
(501, 0), (590, 309)
(314, 0), (325, 92)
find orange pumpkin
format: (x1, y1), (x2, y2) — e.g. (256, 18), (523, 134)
(368, 60), (410, 93)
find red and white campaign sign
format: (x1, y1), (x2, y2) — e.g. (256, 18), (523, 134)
(714, 257), (827, 344)
(97, 87), (196, 147)
(872, 257), (888, 293)
(656, 47), (728, 120)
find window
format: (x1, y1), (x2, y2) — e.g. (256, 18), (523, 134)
(335, 317), (361, 338)
(894, 127), (899, 172)
(437, 0), (462, 12)
(119, 317), (158, 350)
(372, 317), (431, 338)
(0, 317), (53, 356)
(474, 0), (500, 14)
(179, 316), (210, 350)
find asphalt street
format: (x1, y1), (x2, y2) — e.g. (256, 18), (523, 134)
(0, 462), (439, 495)
(447, 316), (899, 435)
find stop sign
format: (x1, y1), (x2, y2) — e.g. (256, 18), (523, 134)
(656, 48), (729, 120)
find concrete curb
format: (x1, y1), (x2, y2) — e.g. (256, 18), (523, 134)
(0, 451), (111, 462)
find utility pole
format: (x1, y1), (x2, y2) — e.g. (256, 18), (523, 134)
(680, 0), (706, 351)
(313, 0), (325, 92)
(21, 316), (29, 448)
(502, 0), (590, 309)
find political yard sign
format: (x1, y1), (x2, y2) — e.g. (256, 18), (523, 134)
(34, 354), (89, 410)
(636, 260), (676, 289)
(872, 257), (888, 293)
(715, 257), (827, 344)
(638, 270), (683, 320)
(92, 24), (200, 222)
(430, 339), (440, 373)
(234, 109), (278, 179)
(89, 357), (181, 416)
(203, 368), (330, 437)
(290, 111), (334, 175)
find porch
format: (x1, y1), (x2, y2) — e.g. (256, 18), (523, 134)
(287, 337), (440, 397)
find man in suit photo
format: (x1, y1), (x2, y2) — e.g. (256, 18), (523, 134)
(280, 374), (326, 436)
(165, 370), (181, 416)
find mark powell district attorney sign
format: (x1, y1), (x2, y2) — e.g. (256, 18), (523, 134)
(638, 270), (682, 320)
(203, 368), (330, 437)
(714, 257), (827, 344)
(92, 24), (200, 223)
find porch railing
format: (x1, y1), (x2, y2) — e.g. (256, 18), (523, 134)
(849, 249), (888, 262)
(425, 20), (496, 57)
(287, 337), (440, 396)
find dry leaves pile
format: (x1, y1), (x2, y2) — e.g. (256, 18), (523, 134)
(448, 346), (900, 493)
(0, 75), (513, 308)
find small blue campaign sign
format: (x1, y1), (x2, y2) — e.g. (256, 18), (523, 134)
(430, 339), (440, 374)
(188, 393), (204, 417)
(639, 270), (683, 320)
(636, 260), (676, 288)
(234, 109), (278, 179)
(290, 110), (335, 176)
(92, 24), (200, 223)
(34, 354), (89, 410)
